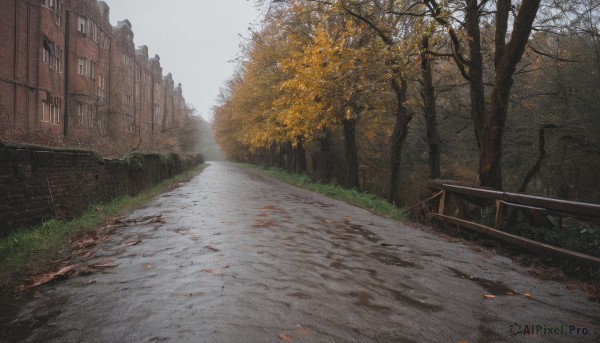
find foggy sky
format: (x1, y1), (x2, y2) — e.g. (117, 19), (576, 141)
(104, 0), (266, 121)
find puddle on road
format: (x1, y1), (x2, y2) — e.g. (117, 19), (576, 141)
(448, 267), (518, 296)
(349, 291), (391, 311)
(369, 252), (421, 269)
(384, 287), (443, 312)
(338, 223), (381, 243)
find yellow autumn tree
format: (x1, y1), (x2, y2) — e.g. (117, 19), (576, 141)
(275, 20), (374, 187)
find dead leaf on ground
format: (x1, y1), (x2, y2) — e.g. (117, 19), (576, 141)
(205, 245), (220, 252)
(278, 333), (293, 342)
(82, 251), (95, 259)
(124, 240), (142, 246)
(18, 265), (77, 291)
(83, 279), (97, 286)
(144, 264), (154, 270)
(51, 257), (71, 264)
(524, 293), (532, 299)
(97, 236), (110, 242)
(294, 326), (312, 337)
(77, 238), (96, 248)
(483, 294), (496, 299)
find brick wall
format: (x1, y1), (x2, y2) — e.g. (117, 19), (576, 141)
(0, 143), (204, 235)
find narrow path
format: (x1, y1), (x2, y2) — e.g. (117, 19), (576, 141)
(2, 162), (598, 342)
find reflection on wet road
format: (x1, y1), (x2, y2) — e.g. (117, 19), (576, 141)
(2, 162), (599, 342)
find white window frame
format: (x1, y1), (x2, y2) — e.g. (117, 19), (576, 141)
(78, 16), (86, 34)
(78, 57), (85, 75)
(77, 103), (84, 126)
(42, 101), (49, 122)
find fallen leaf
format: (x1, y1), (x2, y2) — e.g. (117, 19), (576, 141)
(82, 251), (95, 259)
(294, 326), (311, 337)
(524, 293), (532, 299)
(205, 245), (220, 252)
(124, 240), (142, 246)
(278, 334), (293, 342)
(78, 238), (96, 248)
(483, 294), (496, 299)
(83, 279), (97, 286)
(51, 257), (71, 264)
(20, 265), (77, 291)
(144, 264), (154, 270)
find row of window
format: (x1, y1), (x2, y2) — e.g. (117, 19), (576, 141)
(77, 103), (96, 128)
(77, 58), (96, 79)
(42, 40), (61, 71)
(41, 0), (62, 26)
(42, 98), (61, 124)
(77, 16), (109, 49)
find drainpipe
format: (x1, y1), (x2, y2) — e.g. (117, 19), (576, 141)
(108, 33), (112, 134)
(26, 0), (30, 131)
(35, 0), (41, 126)
(13, 0), (18, 131)
(63, 9), (70, 136)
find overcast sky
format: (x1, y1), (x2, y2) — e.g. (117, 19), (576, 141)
(104, 0), (266, 121)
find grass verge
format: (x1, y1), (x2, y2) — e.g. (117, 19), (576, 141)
(0, 163), (207, 285)
(245, 164), (406, 221)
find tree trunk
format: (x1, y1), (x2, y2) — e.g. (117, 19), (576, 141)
(388, 75), (412, 205)
(342, 118), (359, 189)
(478, 0), (542, 190)
(292, 138), (307, 174)
(465, 0), (486, 147)
(319, 131), (334, 183)
(420, 35), (441, 179)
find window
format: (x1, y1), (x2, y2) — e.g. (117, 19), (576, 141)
(78, 16), (86, 34)
(78, 58), (85, 75)
(98, 74), (105, 98)
(90, 61), (96, 79)
(42, 0), (61, 25)
(43, 97), (61, 124)
(42, 101), (49, 122)
(87, 104), (95, 128)
(43, 40), (60, 71)
(42, 0), (57, 9)
(124, 113), (134, 132)
(154, 105), (161, 124)
(89, 21), (98, 42)
(77, 103), (84, 126)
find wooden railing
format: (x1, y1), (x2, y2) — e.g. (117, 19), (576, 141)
(428, 181), (600, 266)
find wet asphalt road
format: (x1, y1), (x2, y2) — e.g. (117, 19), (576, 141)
(1, 162), (599, 342)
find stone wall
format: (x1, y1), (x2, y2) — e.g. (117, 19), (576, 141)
(0, 143), (204, 235)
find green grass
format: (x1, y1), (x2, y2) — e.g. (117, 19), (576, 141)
(245, 165), (407, 221)
(0, 163), (207, 284)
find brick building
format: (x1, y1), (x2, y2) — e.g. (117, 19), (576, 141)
(0, 0), (188, 147)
